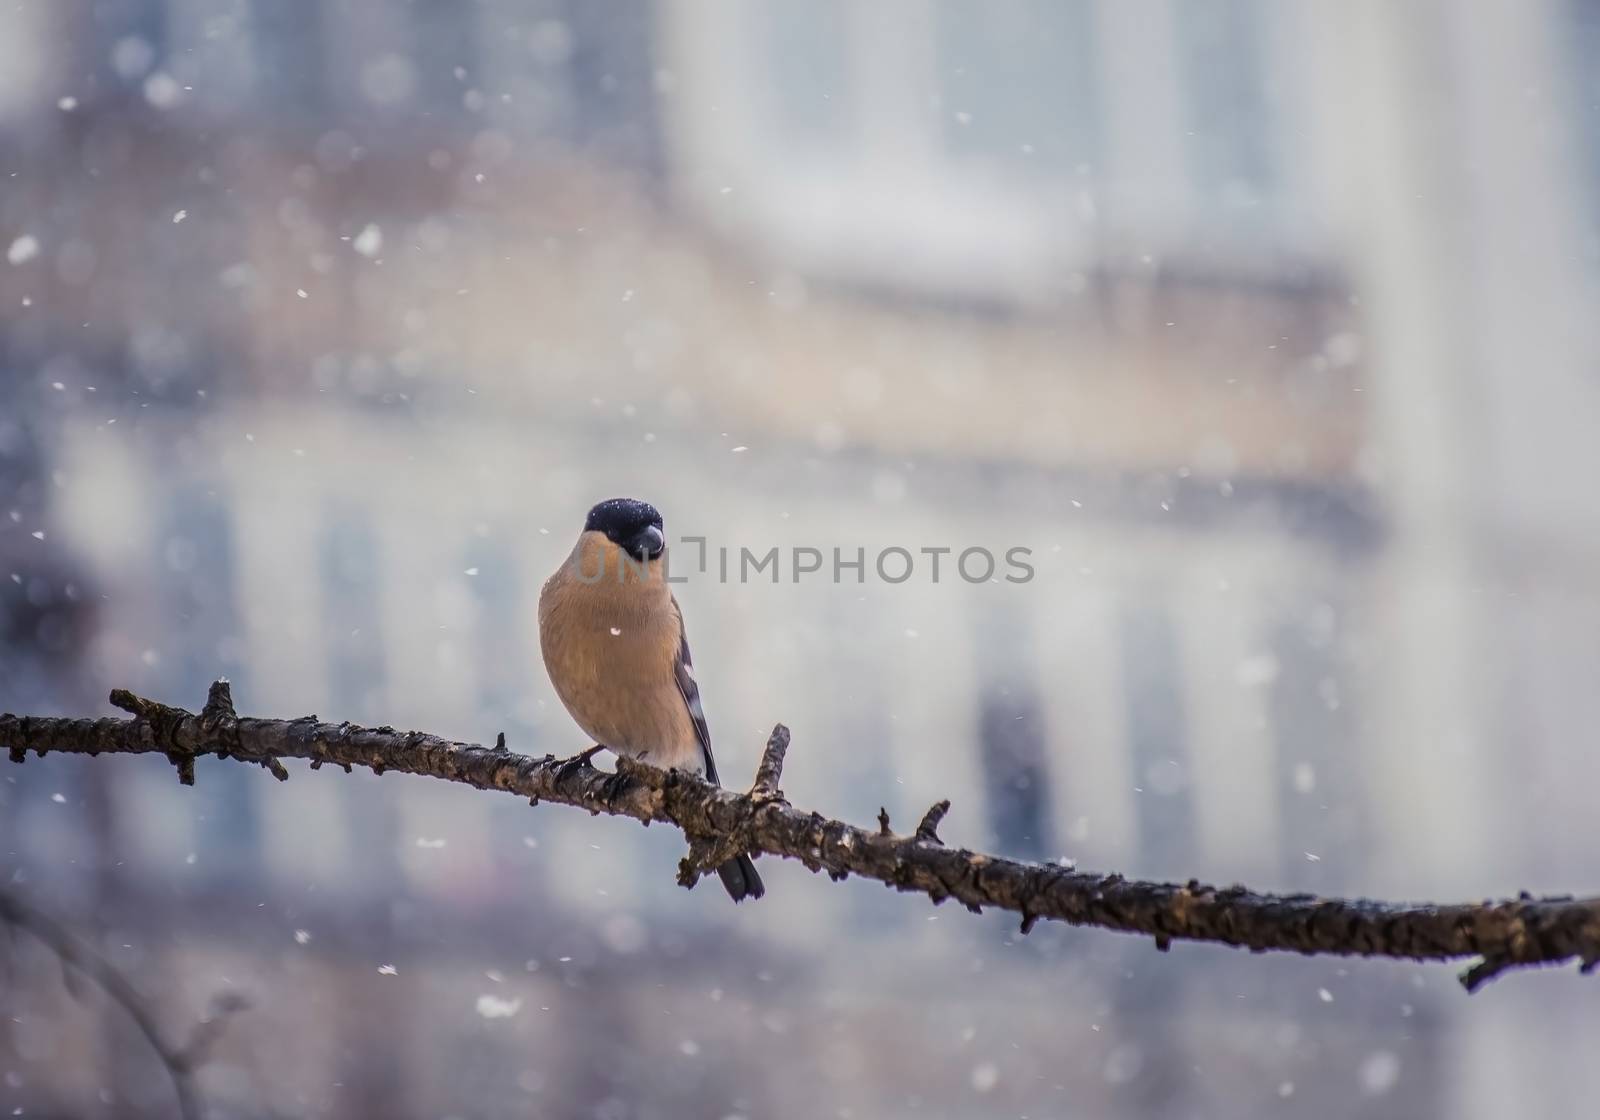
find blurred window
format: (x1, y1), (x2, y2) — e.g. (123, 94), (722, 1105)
(1569, 0), (1600, 269)
(476, 5), (578, 141)
(978, 686), (1053, 858)
(411, 0), (481, 119)
(1118, 596), (1195, 869)
(665, 0), (1297, 300)
(974, 602), (1054, 857)
(1173, 0), (1278, 215)
(318, 507), (403, 896)
(823, 594), (896, 823)
(93, 0), (171, 94)
(0, 4), (47, 118)
(466, 533), (528, 732)
(319, 507), (386, 721)
(249, 0), (328, 116)
(162, 488), (258, 868)
(932, 0), (1102, 178)
(757, 0), (854, 149)
(1266, 601), (1363, 887)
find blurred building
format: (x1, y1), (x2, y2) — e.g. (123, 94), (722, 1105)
(3, 2), (1600, 1117)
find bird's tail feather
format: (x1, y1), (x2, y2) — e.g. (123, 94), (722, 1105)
(716, 853), (764, 902)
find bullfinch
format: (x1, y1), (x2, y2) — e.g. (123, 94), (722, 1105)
(538, 498), (765, 902)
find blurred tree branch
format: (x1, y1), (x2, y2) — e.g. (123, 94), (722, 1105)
(4, 680), (1598, 994)
(0, 888), (248, 1120)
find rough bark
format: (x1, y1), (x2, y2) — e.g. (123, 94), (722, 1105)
(4, 681), (1598, 993)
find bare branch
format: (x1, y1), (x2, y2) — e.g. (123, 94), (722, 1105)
(6, 683), (1600, 992)
(749, 723), (790, 802)
(0, 889), (248, 1119)
(914, 800), (951, 845)
(174, 991), (252, 1073)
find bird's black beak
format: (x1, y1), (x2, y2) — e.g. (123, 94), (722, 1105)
(634, 524), (665, 561)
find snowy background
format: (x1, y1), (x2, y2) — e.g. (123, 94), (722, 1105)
(3, 1), (1600, 1116)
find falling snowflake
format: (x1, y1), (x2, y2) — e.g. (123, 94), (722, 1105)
(1360, 1051), (1401, 1095)
(353, 224), (383, 258)
(475, 994), (522, 1019)
(7, 236), (39, 265)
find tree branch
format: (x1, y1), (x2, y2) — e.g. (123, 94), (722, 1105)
(4, 682), (1599, 993)
(0, 889), (248, 1120)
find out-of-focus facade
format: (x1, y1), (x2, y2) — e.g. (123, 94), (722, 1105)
(2, 2), (1599, 1117)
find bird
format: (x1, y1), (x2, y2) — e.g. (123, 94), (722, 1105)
(538, 497), (765, 902)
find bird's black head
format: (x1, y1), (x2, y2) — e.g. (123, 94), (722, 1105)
(584, 497), (666, 560)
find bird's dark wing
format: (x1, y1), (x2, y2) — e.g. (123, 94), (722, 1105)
(670, 596), (765, 901)
(671, 595), (719, 786)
